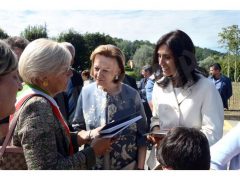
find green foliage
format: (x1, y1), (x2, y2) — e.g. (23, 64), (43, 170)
(83, 32), (116, 69)
(125, 66), (132, 71)
(196, 46), (224, 61)
(132, 44), (154, 69)
(84, 32), (116, 51)
(20, 24), (48, 42)
(199, 55), (221, 70)
(199, 54), (240, 82)
(218, 25), (240, 81)
(224, 55), (240, 81)
(125, 70), (140, 80)
(0, 27), (9, 39)
(218, 25), (240, 55)
(114, 38), (154, 63)
(58, 31), (116, 71)
(58, 29), (87, 71)
(115, 39), (135, 62)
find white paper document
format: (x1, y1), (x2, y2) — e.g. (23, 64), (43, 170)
(99, 114), (142, 138)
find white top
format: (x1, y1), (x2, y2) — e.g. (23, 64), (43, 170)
(151, 75), (224, 146)
(211, 123), (240, 170)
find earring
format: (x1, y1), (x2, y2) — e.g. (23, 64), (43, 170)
(115, 75), (119, 80)
(43, 81), (48, 87)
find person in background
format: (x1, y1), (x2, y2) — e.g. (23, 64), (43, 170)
(123, 74), (138, 90)
(156, 127), (210, 170)
(145, 75), (155, 111)
(72, 44), (147, 170)
(145, 68), (160, 111)
(139, 65), (153, 102)
(147, 30), (223, 169)
(12, 38), (111, 169)
(54, 42), (83, 129)
(2, 36), (29, 124)
(4, 36), (29, 60)
(81, 69), (94, 86)
(138, 65), (153, 131)
(210, 122), (240, 170)
(0, 40), (22, 145)
(209, 63), (232, 110)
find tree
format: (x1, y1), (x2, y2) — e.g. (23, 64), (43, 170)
(132, 44), (154, 74)
(58, 29), (87, 71)
(195, 46), (224, 62)
(218, 25), (240, 81)
(114, 38), (154, 64)
(115, 39), (135, 62)
(83, 32), (116, 69)
(20, 24), (48, 42)
(0, 27), (9, 39)
(199, 55), (221, 71)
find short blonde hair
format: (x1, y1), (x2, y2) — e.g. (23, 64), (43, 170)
(18, 38), (72, 84)
(90, 44), (125, 83)
(0, 40), (18, 76)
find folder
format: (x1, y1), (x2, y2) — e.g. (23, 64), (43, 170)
(99, 112), (142, 138)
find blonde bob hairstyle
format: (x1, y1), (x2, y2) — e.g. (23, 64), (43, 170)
(18, 38), (72, 84)
(90, 44), (125, 83)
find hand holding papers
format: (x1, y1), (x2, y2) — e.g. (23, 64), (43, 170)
(99, 113), (142, 138)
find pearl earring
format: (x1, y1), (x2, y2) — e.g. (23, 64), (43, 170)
(115, 75), (119, 80)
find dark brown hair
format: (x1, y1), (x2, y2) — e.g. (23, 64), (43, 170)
(5, 36), (29, 50)
(153, 30), (201, 88)
(157, 127), (210, 170)
(0, 40), (18, 76)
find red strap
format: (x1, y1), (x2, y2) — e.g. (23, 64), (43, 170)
(10, 94), (74, 156)
(9, 94), (35, 121)
(48, 100), (74, 155)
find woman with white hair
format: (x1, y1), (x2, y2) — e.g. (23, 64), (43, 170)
(0, 40), (22, 144)
(12, 38), (111, 170)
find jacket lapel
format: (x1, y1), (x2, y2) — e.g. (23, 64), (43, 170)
(163, 82), (179, 108)
(176, 86), (192, 105)
(164, 82), (193, 106)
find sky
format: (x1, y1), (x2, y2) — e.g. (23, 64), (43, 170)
(0, 0), (240, 53)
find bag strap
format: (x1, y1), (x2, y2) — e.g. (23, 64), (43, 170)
(0, 95), (34, 158)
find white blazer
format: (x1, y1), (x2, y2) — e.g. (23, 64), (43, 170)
(151, 75), (224, 146)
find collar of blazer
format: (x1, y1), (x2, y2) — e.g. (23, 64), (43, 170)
(164, 81), (193, 106)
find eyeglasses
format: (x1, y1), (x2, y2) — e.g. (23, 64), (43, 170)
(62, 65), (73, 75)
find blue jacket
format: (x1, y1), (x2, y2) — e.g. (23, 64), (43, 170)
(209, 75), (232, 109)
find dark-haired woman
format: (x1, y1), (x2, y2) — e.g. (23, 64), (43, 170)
(0, 40), (22, 144)
(148, 30), (224, 168)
